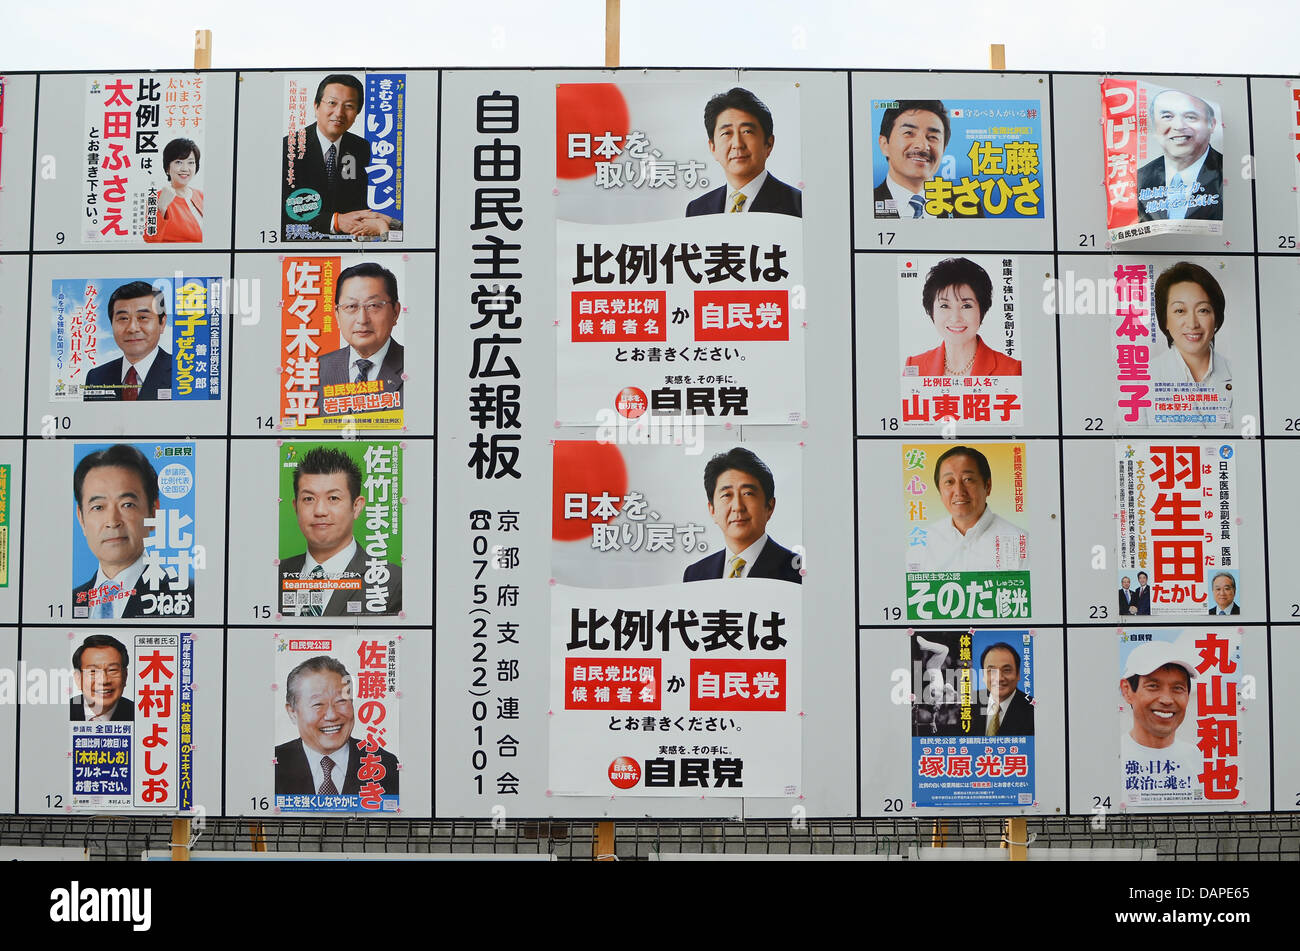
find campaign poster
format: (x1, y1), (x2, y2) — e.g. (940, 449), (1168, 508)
(71, 442), (197, 620)
(279, 256), (405, 430)
(1115, 442), (1237, 617)
(83, 74), (206, 243)
(554, 82), (805, 426)
(899, 254), (1022, 428)
(0, 463), (8, 587)
(1100, 79), (1224, 243)
(901, 443), (1030, 621)
(868, 98), (1043, 220)
(272, 633), (400, 813)
(1112, 261), (1233, 430)
(276, 441), (403, 618)
(550, 440), (802, 796)
(71, 632), (194, 812)
(911, 630), (1034, 807)
(49, 276), (222, 403)
(282, 72), (405, 242)
(1293, 86), (1300, 228)
(1117, 629), (1242, 807)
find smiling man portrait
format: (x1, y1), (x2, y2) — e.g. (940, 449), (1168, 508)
(312, 262), (405, 420)
(683, 447), (802, 584)
(83, 281), (172, 401)
(70, 634), (134, 722)
(686, 87), (802, 218)
(1137, 89), (1222, 222)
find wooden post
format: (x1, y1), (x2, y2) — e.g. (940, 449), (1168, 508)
(171, 818), (191, 861)
(594, 820), (616, 860)
(1004, 817), (1028, 860)
(988, 44), (1006, 71)
(931, 819), (949, 847)
(194, 30), (212, 70)
(605, 0), (620, 69)
(249, 822), (268, 852)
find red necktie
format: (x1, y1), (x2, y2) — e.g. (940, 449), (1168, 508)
(123, 366), (140, 402)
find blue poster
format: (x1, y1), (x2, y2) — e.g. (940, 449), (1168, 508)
(911, 630), (1035, 807)
(869, 98), (1044, 219)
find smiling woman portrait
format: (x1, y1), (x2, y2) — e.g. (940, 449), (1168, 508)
(144, 137), (203, 243)
(1152, 260), (1229, 386)
(905, 257), (1022, 377)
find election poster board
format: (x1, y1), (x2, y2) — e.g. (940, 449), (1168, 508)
(897, 254), (1023, 430)
(1100, 78), (1225, 244)
(49, 276), (222, 403)
(901, 442), (1031, 622)
(70, 441), (197, 621)
(278, 255), (407, 431)
(271, 632), (401, 813)
(70, 632), (194, 813)
(868, 97), (1045, 220)
(276, 441), (403, 618)
(82, 74), (207, 243)
(1117, 629), (1243, 808)
(1115, 441), (1237, 618)
(910, 630), (1035, 808)
(281, 72), (406, 242)
(553, 81), (805, 426)
(549, 439), (803, 797)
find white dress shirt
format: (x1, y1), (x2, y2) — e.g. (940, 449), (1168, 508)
(886, 176), (929, 219)
(726, 168), (769, 213)
(91, 554), (148, 619)
(347, 338), (392, 383)
(912, 506), (1029, 572)
(299, 539), (358, 615)
(723, 534), (770, 578)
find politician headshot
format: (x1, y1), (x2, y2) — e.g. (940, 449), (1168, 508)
(280, 446), (403, 616)
(69, 634), (134, 722)
(1149, 261), (1230, 403)
(1118, 575), (1140, 616)
(685, 87), (802, 218)
(1137, 89), (1222, 222)
(874, 100), (979, 219)
(312, 262), (404, 418)
(1209, 572), (1240, 616)
(913, 445), (1028, 572)
(980, 641), (1033, 736)
(1133, 570), (1151, 616)
(83, 281), (171, 401)
(72, 444), (190, 619)
(282, 74), (399, 238)
(274, 654), (400, 797)
(904, 257), (1022, 377)
(683, 447), (802, 583)
(1120, 642), (1199, 775)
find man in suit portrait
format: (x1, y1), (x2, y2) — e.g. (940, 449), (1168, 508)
(72, 444), (193, 619)
(980, 642), (1033, 736)
(683, 447), (802, 584)
(279, 446), (403, 616)
(874, 100), (980, 220)
(69, 634), (135, 722)
(1209, 572), (1241, 616)
(282, 74), (397, 239)
(1119, 575), (1139, 616)
(1134, 570), (1152, 616)
(1136, 89), (1222, 222)
(685, 87), (801, 218)
(312, 262), (404, 420)
(83, 281), (172, 401)
(274, 655), (399, 799)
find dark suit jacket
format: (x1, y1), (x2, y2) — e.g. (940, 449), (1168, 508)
(73, 570), (195, 619)
(70, 696), (135, 722)
(1136, 146), (1223, 221)
(1209, 603), (1241, 615)
(282, 123), (371, 236)
(993, 690), (1034, 736)
(1119, 587), (1138, 615)
(872, 177), (983, 218)
(274, 737), (400, 797)
(1134, 585), (1151, 615)
(682, 537), (802, 584)
(686, 173), (802, 218)
(279, 547), (403, 616)
(83, 350), (172, 401)
(313, 340), (404, 418)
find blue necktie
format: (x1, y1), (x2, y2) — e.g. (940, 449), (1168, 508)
(908, 194), (924, 219)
